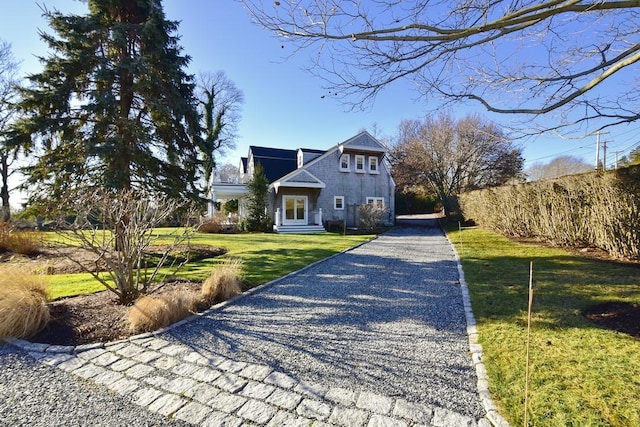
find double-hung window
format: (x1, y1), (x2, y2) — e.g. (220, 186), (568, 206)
(368, 156), (379, 174)
(366, 197), (385, 209)
(355, 155), (365, 173)
(334, 196), (345, 210)
(339, 154), (350, 172)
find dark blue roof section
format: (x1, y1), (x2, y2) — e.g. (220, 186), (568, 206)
(251, 146), (298, 159)
(249, 146), (298, 183)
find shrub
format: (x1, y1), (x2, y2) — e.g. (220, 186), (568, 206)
(198, 213), (227, 233)
(127, 290), (196, 333)
(0, 221), (10, 250)
(202, 258), (243, 303)
(0, 266), (50, 339)
(222, 199), (239, 215)
(56, 188), (196, 304)
(198, 213), (239, 233)
(395, 191), (438, 215)
(358, 204), (389, 231)
(458, 165), (640, 259)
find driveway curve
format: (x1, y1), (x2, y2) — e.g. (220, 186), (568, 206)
(162, 219), (484, 419)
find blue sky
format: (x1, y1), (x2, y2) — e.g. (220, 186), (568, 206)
(1, 0), (638, 176)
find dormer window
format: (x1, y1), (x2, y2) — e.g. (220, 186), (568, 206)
(355, 155), (365, 173)
(368, 156), (379, 174)
(340, 154), (350, 171)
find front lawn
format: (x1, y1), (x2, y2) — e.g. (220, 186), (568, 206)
(446, 225), (640, 427)
(46, 230), (374, 300)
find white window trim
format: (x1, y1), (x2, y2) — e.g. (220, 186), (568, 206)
(368, 156), (379, 174)
(334, 196), (345, 210)
(339, 154), (350, 172)
(366, 197), (385, 208)
(355, 155), (366, 173)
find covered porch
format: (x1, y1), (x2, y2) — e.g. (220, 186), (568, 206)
(208, 183), (247, 217)
(271, 170), (326, 233)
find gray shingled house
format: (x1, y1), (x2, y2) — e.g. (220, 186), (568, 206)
(210, 131), (395, 233)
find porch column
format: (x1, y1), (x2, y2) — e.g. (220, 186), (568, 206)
(318, 208), (323, 225)
(208, 189), (217, 216)
(275, 208), (281, 226)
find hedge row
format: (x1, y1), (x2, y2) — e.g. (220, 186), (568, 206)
(458, 165), (640, 259)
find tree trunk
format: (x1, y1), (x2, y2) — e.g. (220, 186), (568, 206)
(0, 153), (11, 222)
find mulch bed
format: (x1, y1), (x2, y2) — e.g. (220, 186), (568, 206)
(3, 244), (228, 347)
(583, 301), (640, 338)
(30, 281), (206, 347)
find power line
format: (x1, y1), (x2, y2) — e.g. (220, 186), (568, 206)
(527, 144), (592, 163)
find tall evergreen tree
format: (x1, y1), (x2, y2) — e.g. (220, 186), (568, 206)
(245, 163), (271, 232)
(14, 0), (202, 204)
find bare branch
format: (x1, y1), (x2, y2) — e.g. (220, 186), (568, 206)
(242, 0), (640, 134)
(54, 189), (197, 304)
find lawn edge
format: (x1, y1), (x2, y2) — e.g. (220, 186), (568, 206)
(440, 220), (511, 427)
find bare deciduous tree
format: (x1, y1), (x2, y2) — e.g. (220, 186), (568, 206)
(215, 162), (240, 183)
(0, 40), (20, 221)
(56, 189), (197, 304)
(390, 113), (524, 215)
(527, 155), (593, 181)
(242, 1), (640, 136)
(197, 71), (244, 195)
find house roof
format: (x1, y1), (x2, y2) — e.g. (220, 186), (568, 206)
(249, 146), (298, 183)
(338, 131), (387, 154)
(259, 131), (388, 191)
(249, 132), (386, 187)
(272, 169), (326, 192)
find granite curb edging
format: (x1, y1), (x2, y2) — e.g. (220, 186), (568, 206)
(442, 222), (511, 427)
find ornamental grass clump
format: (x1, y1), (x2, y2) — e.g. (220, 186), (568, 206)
(202, 258), (243, 303)
(127, 290), (196, 333)
(0, 266), (50, 339)
(0, 222), (43, 256)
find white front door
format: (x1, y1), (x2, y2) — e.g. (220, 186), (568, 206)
(283, 195), (307, 225)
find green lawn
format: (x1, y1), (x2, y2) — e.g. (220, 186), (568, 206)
(46, 230), (374, 300)
(446, 225), (640, 427)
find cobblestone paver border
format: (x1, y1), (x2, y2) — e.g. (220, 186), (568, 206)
(7, 335), (488, 426)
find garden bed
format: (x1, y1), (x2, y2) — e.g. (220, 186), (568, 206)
(2, 244), (228, 346)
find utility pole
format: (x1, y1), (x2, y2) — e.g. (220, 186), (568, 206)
(595, 131), (600, 170)
(594, 131), (610, 170)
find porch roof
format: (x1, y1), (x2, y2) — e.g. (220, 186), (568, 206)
(210, 183), (248, 200)
(271, 169), (325, 192)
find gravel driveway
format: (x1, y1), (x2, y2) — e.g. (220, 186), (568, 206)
(1, 218), (488, 425)
(162, 220), (484, 419)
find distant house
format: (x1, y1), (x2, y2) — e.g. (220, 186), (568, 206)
(210, 131), (395, 233)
